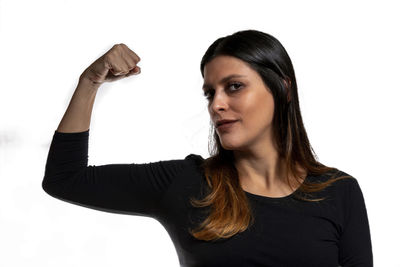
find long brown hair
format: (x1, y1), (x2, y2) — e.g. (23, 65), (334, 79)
(188, 29), (352, 242)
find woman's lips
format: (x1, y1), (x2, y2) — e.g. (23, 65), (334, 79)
(217, 120), (238, 130)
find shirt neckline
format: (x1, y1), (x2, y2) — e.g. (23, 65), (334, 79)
(243, 173), (312, 203)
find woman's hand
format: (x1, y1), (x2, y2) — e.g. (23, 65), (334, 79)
(79, 43), (141, 86)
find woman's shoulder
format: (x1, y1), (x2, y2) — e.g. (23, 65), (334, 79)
(307, 168), (360, 201)
(184, 153), (205, 172)
(184, 153), (205, 162)
(309, 168), (356, 184)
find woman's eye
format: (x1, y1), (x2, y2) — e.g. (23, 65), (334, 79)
(203, 91), (213, 100)
(228, 82), (243, 91)
(203, 82), (243, 100)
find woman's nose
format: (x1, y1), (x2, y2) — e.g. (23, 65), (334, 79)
(210, 92), (229, 112)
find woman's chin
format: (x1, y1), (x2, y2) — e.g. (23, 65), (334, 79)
(220, 141), (240, 151)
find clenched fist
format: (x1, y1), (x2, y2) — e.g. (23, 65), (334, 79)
(79, 43), (141, 86)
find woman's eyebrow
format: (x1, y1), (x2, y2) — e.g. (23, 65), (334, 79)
(202, 74), (246, 91)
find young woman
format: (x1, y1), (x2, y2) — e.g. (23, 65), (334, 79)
(42, 29), (373, 266)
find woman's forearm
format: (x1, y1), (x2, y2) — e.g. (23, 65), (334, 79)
(56, 78), (100, 133)
(55, 44), (141, 133)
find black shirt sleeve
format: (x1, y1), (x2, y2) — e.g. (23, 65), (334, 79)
(338, 177), (374, 266)
(42, 129), (190, 218)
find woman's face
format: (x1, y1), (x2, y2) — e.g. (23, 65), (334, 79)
(203, 55), (276, 152)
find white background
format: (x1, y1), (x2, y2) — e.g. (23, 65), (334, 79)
(1, 0), (399, 266)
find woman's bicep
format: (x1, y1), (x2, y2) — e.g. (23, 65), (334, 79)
(42, 130), (188, 218)
(43, 159), (187, 217)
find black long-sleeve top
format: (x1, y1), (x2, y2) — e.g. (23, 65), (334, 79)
(42, 129), (373, 266)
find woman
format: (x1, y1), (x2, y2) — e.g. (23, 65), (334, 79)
(42, 29), (373, 266)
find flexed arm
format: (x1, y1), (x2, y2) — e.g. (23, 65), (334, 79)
(56, 43), (141, 133)
(42, 44), (189, 219)
(42, 130), (189, 218)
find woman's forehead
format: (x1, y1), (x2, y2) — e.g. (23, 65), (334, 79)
(204, 57), (254, 80)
